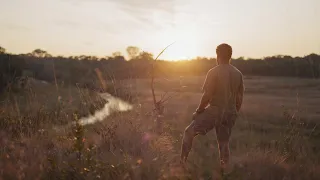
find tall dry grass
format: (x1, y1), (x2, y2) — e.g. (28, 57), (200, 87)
(1, 76), (320, 179)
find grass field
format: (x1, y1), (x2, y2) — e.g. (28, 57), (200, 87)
(1, 76), (320, 179)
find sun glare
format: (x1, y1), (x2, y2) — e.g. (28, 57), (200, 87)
(154, 23), (201, 61)
(161, 41), (199, 61)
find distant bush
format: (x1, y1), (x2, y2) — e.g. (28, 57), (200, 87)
(0, 54), (25, 93)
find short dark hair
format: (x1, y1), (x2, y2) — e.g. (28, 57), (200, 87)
(216, 43), (232, 63)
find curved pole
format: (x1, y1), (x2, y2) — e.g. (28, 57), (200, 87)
(151, 42), (175, 113)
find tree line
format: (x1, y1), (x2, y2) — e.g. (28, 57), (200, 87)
(1, 45), (319, 92)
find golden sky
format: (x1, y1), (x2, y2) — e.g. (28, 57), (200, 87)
(0, 0), (319, 60)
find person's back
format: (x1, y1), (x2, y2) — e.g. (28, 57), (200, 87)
(205, 64), (243, 114)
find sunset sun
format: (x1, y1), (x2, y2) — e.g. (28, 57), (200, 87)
(160, 41), (199, 61)
(154, 27), (201, 61)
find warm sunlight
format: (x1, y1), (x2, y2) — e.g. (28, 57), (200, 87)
(160, 41), (199, 61)
(1, 0), (320, 179)
(152, 23), (202, 61)
(1, 0), (319, 58)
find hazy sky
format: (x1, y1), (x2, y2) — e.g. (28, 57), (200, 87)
(0, 0), (319, 60)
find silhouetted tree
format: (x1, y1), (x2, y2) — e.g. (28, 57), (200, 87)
(0, 54), (25, 92)
(306, 53), (320, 78)
(126, 46), (140, 60)
(137, 51), (153, 61)
(31, 49), (52, 58)
(112, 52), (122, 57)
(113, 55), (126, 62)
(0, 46), (6, 54)
(1, 46), (320, 95)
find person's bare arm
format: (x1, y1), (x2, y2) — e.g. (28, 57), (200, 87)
(196, 91), (211, 113)
(196, 70), (214, 113)
(236, 75), (244, 112)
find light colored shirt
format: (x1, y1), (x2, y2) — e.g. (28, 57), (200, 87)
(202, 64), (244, 114)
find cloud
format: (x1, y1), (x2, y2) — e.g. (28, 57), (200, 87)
(113, 0), (176, 13)
(2, 23), (30, 31)
(55, 20), (80, 28)
(83, 41), (94, 46)
(63, 0), (177, 29)
(65, 0), (176, 12)
(112, 0), (177, 28)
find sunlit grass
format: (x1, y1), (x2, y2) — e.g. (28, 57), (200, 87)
(0, 76), (320, 179)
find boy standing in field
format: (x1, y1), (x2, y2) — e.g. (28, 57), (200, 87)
(180, 43), (245, 173)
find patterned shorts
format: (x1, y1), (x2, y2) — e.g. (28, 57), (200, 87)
(190, 106), (237, 141)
